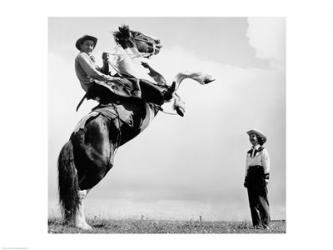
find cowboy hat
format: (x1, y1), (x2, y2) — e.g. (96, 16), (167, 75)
(75, 35), (98, 50)
(247, 129), (267, 144)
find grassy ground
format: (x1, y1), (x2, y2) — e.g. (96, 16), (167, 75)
(48, 217), (286, 234)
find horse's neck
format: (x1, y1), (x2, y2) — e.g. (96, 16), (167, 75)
(110, 46), (149, 80)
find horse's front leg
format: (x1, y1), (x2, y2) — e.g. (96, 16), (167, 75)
(141, 61), (167, 85)
(173, 93), (186, 117)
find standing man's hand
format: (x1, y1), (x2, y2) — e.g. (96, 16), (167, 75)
(264, 173), (270, 185)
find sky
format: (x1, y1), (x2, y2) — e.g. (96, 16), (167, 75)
(48, 17), (285, 221)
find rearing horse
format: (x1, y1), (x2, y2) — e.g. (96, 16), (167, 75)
(57, 25), (214, 230)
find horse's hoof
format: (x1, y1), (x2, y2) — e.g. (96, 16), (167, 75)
(204, 77), (215, 84)
(76, 222), (92, 230)
(75, 220), (92, 230)
(175, 106), (185, 117)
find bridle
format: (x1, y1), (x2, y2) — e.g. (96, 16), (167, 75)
(106, 31), (160, 73)
(129, 32), (160, 58)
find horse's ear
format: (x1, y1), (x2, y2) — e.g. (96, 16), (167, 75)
(119, 25), (130, 37)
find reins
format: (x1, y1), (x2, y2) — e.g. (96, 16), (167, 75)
(107, 50), (151, 59)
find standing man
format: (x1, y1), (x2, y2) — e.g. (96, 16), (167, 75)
(244, 129), (271, 229)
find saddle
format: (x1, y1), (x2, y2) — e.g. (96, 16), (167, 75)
(93, 103), (134, 127)
(88, 78), (138, 101)
(74, 103), (135, 133)
(76, 77), (168, 111)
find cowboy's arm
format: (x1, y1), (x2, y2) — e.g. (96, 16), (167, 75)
(98, 52), (112, 75)
(77, 53), (114, 82)
(97, 61), (111, 75)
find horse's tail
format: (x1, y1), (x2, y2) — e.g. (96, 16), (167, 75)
(57, 140), (80, 223)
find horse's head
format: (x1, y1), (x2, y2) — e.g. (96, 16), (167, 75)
(113, 25), (162, 58)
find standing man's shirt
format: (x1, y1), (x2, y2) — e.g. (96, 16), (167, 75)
(75, 52), (113, 92)
(245, 145), (270, 176)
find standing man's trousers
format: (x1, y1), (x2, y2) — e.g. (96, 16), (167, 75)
(245, 166), (270, 227)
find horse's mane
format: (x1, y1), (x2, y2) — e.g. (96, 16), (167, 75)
(113, 25), (131, 45)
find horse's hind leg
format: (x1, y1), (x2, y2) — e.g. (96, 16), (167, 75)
(75, 189), (92, 230)
(74, 115), (117, 190)
(71, 115), (118, 229)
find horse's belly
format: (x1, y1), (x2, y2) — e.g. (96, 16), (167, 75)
(74, 112), (100, 133)
(140, 105), (154, 132)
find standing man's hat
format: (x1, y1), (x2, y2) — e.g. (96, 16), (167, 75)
(247, 129), (267, 144)
(75, 35), (98, 50)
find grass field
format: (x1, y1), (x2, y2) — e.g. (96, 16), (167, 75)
(48, 217), (286, 234)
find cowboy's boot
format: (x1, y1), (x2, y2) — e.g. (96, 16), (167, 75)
(163, 81), (176, 101)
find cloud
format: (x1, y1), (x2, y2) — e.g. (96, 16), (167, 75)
(247, 18), (285, 70)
